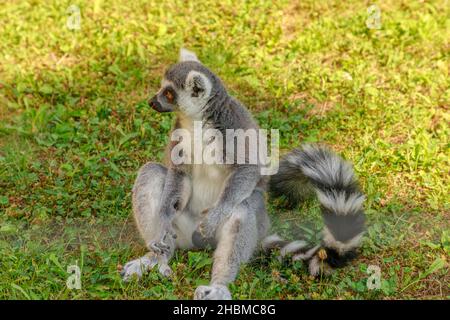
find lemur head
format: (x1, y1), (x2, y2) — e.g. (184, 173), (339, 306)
(149, 48), (224, 118)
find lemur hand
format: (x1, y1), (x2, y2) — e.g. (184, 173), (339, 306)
(197, 207), (223, 239)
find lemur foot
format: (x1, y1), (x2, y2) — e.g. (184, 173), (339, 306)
(121, 255), (157, 282)
(121, 254), (172, 281)
(194, 285), (231, 300)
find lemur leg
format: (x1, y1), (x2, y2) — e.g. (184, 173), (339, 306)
(194, 191), (262, 300)
(121, 162), (192, 281)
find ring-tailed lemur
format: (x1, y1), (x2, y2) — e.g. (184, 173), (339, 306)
(120, 49), (366, 300)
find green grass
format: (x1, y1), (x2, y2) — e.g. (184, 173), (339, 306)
(0, 0), (449, 299)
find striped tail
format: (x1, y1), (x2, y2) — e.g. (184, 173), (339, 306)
(265, 144), (366, 276)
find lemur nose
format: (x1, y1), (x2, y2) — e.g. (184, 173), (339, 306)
(148, 96), (159, 109)
(149, 95), (167, 113)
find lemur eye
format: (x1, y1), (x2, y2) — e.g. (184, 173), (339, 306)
(164, 90), (174, 103)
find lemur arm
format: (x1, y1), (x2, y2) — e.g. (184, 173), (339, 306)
(147, 166), (191, 254)
(215, 164), (260, 214)
(158, 167), (190, 221)
(159, 134), (193, 221)
(198, 164), (259, 237)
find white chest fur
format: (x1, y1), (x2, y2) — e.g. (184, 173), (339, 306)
(189, 163), (228, 215)
(176, 115), (230, 216)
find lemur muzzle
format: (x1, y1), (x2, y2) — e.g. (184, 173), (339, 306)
(148, 96), (166, 112)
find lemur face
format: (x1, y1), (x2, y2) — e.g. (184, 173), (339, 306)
(148, 49), (213, 118)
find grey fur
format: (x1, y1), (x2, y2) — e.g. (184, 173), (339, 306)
(122, 48), (366, 299)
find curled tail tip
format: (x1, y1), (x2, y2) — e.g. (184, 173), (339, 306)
(262, 235), (362, 276)
(302, 144), (366, 274)
(264, 236), (364, 276)
(283, 144), (367, 238)
(267, 143), (367, 276)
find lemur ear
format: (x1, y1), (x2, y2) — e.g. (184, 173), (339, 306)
(186, 71), (211, 98)
(179, 48), (199, 62)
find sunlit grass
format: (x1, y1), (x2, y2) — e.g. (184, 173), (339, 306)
(0, 0), (448, 299)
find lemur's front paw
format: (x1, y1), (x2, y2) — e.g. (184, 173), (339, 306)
(197, 208), (219, 238)
(194, 285), (232, 300)
(197, 221), (214, 239)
